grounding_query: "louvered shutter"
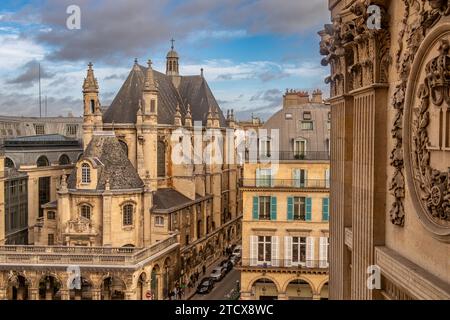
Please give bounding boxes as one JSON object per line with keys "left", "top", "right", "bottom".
{"left": 271, "top": 236, "right": 279, "bottom": 267}
{"left": 322, "top": 197, "right": 329, "bottom": 221}
{"left": 319, "top": 237, "right": 329, "bottom": 268}
{"left": 306, "top": 237, "right": 314, "bottom": 268}
{"left": 287, "top": 197, "right": 294, "bottom": 220}
{"left": 284, "top": 236, "right": 292, "bottom": 267}
{"left": 305, "top": 197, "right": 312, "bottom": 221}
{"left": 270, "top": 197, "right": 277, "bottom": 220}
{"left": 252, "top": 196, "right": 259, "bottom": 220}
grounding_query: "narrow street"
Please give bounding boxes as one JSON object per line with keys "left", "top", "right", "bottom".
{"left": 191, "top": 268, "right": 240, "bottom": 300}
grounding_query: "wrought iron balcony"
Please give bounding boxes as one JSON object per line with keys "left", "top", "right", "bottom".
{"left": 239, "top": 259, "right": 329, "bottom": 269}
{"left": 240, "top": 179, "right": 330, "bottom": 189}
{"left": 245, "top": 151, "right": 330, "bottom": 162}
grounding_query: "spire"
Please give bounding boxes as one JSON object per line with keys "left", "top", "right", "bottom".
{"left": 83, "top": 62, "right": 99, "bottom": 93}
{"left": 174, "top": 103, "right": 182, "bottom": 126}
{"left": 166, "top": 39, "right": 180, "bottom": 76}
{"left": 144, "top": 59, "right": 157, "bottom": 92}
{"left": 171, "top": 38, "right": 175, "bottom": 50}
{"left": 185, "top": 104, "right": 192, "bottom": 127}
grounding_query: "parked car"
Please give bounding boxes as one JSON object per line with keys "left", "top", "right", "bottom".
{"left": 229, "top": 254, "right": 239, "bottom": 265}
{"left": 209, "top": 267, "right": 226, "bottom": 281}
{"left": 196, "top": 278, "right": 214, "bottom": 294}
{"left": 232, "top": 246, "right": 242, "bottom": 258}
{"left": 221, "top": 260, "right": 233, "bottom": 273}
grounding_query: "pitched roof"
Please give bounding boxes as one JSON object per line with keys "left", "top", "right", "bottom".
{"left": 67, "top": 133, "right": 143, "bottom": 191}
{"left": 102, "top": 65, "right": 226, "bottom": 126}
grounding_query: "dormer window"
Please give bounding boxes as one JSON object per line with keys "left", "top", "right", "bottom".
{"left": 81, "top": 163, "right": 91, "bottom": 183}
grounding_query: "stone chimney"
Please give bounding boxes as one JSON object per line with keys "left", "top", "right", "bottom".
{"left": 311, "top": 89, "right": 323, "bottom": 103}
{"left": 283, "top": 89, "right": 310, "bottom": 107}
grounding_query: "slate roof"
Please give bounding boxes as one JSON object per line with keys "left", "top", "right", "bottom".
{"left": 67, "top": 133, "right": 144, "bottom": 191}
{"left": 102, "top": 65, "right": 226, "bottom": 126}
{"left": 152, "top": 188, "right": 211, "bottom": 213}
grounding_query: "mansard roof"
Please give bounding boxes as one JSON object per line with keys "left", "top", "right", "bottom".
{"left": 67, "top": 133, "right": 143, "bottom": 191}
{"left": 102, "top": 64, "right": 226, "bottom": 126}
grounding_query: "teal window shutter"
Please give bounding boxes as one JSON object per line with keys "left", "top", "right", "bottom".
{"left": 253, "top": 197, "right": 259, "bottom": 220}
{"left": 322, "top": 198, "right": 329, "bottom": 221}
{"left": 306, "top": 197, "right": 312, "bottom": 221}
{"left": 270, "top": 197, "right": 277, "bottom": 220}
{"left": 287, "top": 197, "right": 294, "bottom": 220}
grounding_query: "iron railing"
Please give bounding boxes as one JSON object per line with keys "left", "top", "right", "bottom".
{"left": 245, "top": 151, "right": 330, "bottom": 162}
{"left": 240, "top": 179, "right": 330, "bottom": 189}
{"left": 239, "top": 259, "right": 329, "bottom": 269}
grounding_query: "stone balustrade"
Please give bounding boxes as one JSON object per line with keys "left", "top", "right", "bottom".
{"left": 0, "top": 234, "right": 178, "bottom": 267}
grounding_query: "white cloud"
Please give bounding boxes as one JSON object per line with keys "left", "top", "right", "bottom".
{"left": 0, "top": 34, "right": 46, "bottom": 70}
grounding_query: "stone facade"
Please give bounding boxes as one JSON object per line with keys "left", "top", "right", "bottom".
{"left": 321, "top": 0, "right": 450, "bottom": 300}
{"left": 0, "top": 44, "right": 242, "bottom": 300}
{"left": 239, "top": 92, "right": 330, "bottom": 300}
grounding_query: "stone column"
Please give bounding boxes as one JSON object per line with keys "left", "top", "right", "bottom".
{"left": 125, "top": 290, "right": 136, "bottom": 300}
{"left": 0, "top": 288, "right": 7, "bottom": 300}
{"left": 277, "top": 292, "right": 288, "bottom": 300}
{"left": 91, "top": 288, "right": 101, "bottom": 300}
{"left": 60, "top": 289, "right": 70, "bottom": 300}
{"left": 329, "top": 95, "right": 353, "bottom": 300}
{"left": 350, "top": 86, "right": 387, "bottom": 300}
{"left": 29, "top": 288, "right": 39, "bottom": 300}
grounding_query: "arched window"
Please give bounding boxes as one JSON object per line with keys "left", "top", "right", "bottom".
{"left": 80, "top": 204, "right": 92, "bottom": 220}
{"left": 119, "top": 140, "right": 128, "bottom": 157}
{"left": 157, "top": 141, "right": 166, "bottom": 177}
{"left": 59, "top": 154, "right": 71, "bottom": 165}
{"left": 5, "top": 157, "right": 15, "bottom": 169}
{"left": 123, "top": 204, "right": 133, "bottom": 226}
{"left": 90, "top": 100, "right": 95, "bottom": 113}
{"left": 81, "top": 163, "right": 91, "bottom": 183}
{"left": 36, "top": 156, "right": 49, "bottom": 167}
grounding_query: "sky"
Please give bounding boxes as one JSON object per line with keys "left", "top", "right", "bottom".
{"left": 0, "top": 0, "right": 330, "bottom": 121}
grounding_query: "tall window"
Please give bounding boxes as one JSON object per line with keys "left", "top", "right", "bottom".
{"left": 292, "top": 237, "right": 307, "bottom": 265}
{"left": 90, "top": 100, "right": 95, "bottom": 113}
{"left": 257, "top": 236, "right": 272, "bottom": 263}
{"left": 293, "top": 197, "right": 306, "bottom": 221}
{"left": 48, "top": 234, "right": 54, "bottom": 246}
{"left": 150, "top": 100, "right": 156, "bottom": 113}
{"left": 258, "top": 197, "right": 271, "bottom": 220}
{"left": 157, "top": 141, "right": 166, "bottom": 177}
{"left": 38, "top": 177, "right": 50, "bottom": 218}
{"left": 36, "top": 156, "right": 49, "bottom": 167}
{"left": 294, "top": 139, "right": 307, "bottom": 157}
{"left": 81, "top": 205, "right": 91, "bottom": 220}
{"left": 81, "top": 163, "right": 91, "bottom": 183}
{"left": 123, "top": 204, "right": 133, "bottom": 226}
{"left": 293, "top": 169, "right": 307, "bottom": 187}
{"left": 256, "top": 168, "right": 272, "bottom": 187}
{"left": 259, "top": 139, "right": 271, "bottom": 157}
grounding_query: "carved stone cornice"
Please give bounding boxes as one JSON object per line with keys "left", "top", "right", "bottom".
{"left": 320, "top": 1, "right": 391, "bottom": 98}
